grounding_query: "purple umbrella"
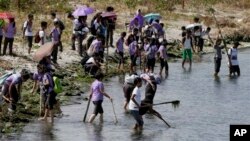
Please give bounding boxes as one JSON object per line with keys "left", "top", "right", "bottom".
{"left": 72, "top": 5, "right": 94, "bottom": 17}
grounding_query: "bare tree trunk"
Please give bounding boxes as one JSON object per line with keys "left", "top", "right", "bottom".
{"left": 17, "top": 0, "right": 21, "bottom": 13}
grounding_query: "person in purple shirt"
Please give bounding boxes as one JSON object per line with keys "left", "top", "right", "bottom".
{"left": 129, "top": 41, "right": 138, "bottom": 73}
{"left": 116, "top": 32, "right": 126, "bottom": 71}
{"left": 157, "top": 39, "right": 168, "bottom": 76}
{"left": 145, "top": 38, "right": 158, "bottom": 73}
{"left": 3, "top": 18, "right": 16, "bottom": 56}
{"left": 88, "top": 72, "right": 112, "bottom": 123}
{"left": 1, "top": 69, "right": 30, "bottom": 112}
{"left": 30, "top": 64, "right": 45, "bottom": 95}
{"left": 50, "top": 21, "right": 60, "bottom": 64}
{"left": 38, "top": 65, "right": 57, "bottom": 123}
{"left": 129, "top": 18, "right": 140, "bottom": 33}
{"left": 134, "top": 9, "right": 144, "bottom": 31}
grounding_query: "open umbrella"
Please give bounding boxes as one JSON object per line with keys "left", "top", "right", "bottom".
{"left": 33, "top": 42, "right": 54, "bottom": 62}
{"left": 72, "top": 5, "right": 94, "bottom": 17}
{"left": 144, "top": 13, "right": 161, "bottom": 22}
{"left": 101, "top": 11, "right": 117, "bottom": 18}
{"left": 186, "top": 23, "right": 202, "bottom": 29}
{"left": 0, "top": 12, "right": 14, "bottom": 19}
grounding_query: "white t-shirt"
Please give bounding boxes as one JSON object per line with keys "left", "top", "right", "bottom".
{"left": 184, "top": 38, "right": 192, "bottom": 49}
{"left": 73, "top": 19, "right": 79, "bottom": 34}
{"left": 39, "top": 30, "right": 47, "bottom": 46}
{"left": 129, "top": 87, "right": 141, "bottom": 111}
{"left": 228, "top": 48, "right": 239, "bottom": 66}
{"left": 23, "top": 21, "right": 33, "bottom": 36}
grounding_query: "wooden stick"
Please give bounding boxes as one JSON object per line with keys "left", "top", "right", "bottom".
{"left": 209, "top": 8, "right": 230, "bottom": 61}
{"left": 111, "top": 101, "right": 118, "bottom": 124}
{"left": 153, "top": 100, "right": 180, "bottom": 106}
{"left": 151, "top": 110, "right": 171, "bottom": 128}
{"left": 83, "top": 96, "right": 91, "bottom": 122}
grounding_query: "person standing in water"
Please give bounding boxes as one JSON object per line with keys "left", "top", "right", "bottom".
{"left": 129, "top": 77, "right": 143, "bottom": 131}
{"left": 182, "top": 30, "right": 194, "bottom": 68}
{"left": 228, "top": 42, "right": 241, "bottom": 77}
{"left": 213, "top": 38, "right": 224, "bottom": 77}
{"left": 88, "top": 72, "right": 113, "bottom": 123}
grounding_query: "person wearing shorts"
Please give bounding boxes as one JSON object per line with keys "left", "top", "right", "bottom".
{"left": 129, "top": 77, "right": 143, "bottom": 131}
{"left": 88, "top": 72, "right": 112, "bottom": 123}
{"left": 182, "top": 30, "right": 194, "bottom": 68}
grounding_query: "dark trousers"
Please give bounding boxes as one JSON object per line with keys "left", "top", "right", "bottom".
{"left": 71, "top": 34, "right": 76, "bottom": 50}
{"left": 26, "top": 36, "right": 33, "bottom": 48}
{"left": 58, "top": 33, "right": 63, "bottom": 52}
{"left": 77, "top": 35, "right": 84, "bottom": 56}
{"left": 106, "top": 29, "right": 113, "bottom": 46}
{"left": 160, "top": 58, "right": 169, "bottom": 71}
{"left": 3, "top": 37, "right": 14, "bottom": 55}
{"left": 0, "top": 35, "right": 2, "bottom": 54}
{"left": 51, "top": 43, "right": 59, "bottom": 63}
{"left": 214, "top": 57, "right": 221, "bottom": 73}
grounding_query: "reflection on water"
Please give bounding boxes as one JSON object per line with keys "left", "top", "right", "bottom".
{"left": 3, "top": 49, "right": 250, "bottom": 141}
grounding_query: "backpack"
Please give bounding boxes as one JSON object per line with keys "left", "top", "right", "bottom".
{"left": 34, "top": 30, "right": 41, "bottom": 43}
{"left": 58, "top": 20, "right": 65, "bottom": 31}
{"left": 80, "top": 55, "right": 90, "bottom": 67}
{"left": 53, "top": 76, "right": 62, "bottom": 94}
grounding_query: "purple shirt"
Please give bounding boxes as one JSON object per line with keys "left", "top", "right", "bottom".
{"left": 91, "top": 39, "right": 102, "bottom": 53}
{"left": 43, "top": 73, "right": 54, "bottom": 93}
{"left": 91, "top": 80, "right": 104, "bottom": 101}
{"left": 116, "top": 37, "right": 124, "bottom": 53}
{"left": 33, "top": 72, "right": 43, "bottom": 82}
{"left": 152, "top": 22, "right": 162, "bottom": 33}
{"left": 51, "top": 28, "right": 60, "bottom": 42}
{"left": 5, "top": 22, "right": 16, "bottom": 38}
{"left": 158, "top": 45, "right": 167, "bottom": 59}
{"left": 135, "top": 14, "right": 144, "bottom": 28}
{"left": 129, "top": 41, "right": 137, "bottom": 56}
{"left": 147, "top": 45, "right": 158, "bottom": 59}
{"left": 5, "top": 73, "right": 22, "bottom": 85}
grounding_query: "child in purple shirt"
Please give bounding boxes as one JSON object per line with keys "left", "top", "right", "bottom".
{"left": 158, "top": 39, "right": 168, "bottom": 76}
{"left": 116, "top": 32, "right": 126, "bottom": 71}
{"left": 1, "top": 69, "right": 30, "bottom": 111}
{"left": 129, "top": 41, "right": 138, "bottom": 73}
{"left": 88, "top": 72, "right": 112, "bottom": 123}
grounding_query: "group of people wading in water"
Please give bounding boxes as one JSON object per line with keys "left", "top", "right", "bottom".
{"left": 0, "top": 5, "right": 241, "bottom": 131}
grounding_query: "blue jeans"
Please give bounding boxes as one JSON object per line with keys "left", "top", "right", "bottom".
{"left": 130, "top": 110, "right": 144, "bottom": 126}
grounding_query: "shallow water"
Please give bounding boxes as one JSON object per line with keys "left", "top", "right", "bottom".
{"left": 3, "top": 49, "right": 250, "bottom": 141}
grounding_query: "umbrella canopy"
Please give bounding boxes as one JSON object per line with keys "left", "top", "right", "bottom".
{"left": 33, "top": 42, "right": 54, "bottom": 62}
{"left": 72, "top": 5, "right": 94, "bottom": 17}
{"left": 186, "top": 23, "right": 202, "bottom": 29}
{"left": 144, "top": 13, "right": 161, "bottom": 22}
{"left": 0, "top": 12, "right": 14, "bottom": 19}
{"left": 101, "top": 11, "right": 117, "bottom": 18}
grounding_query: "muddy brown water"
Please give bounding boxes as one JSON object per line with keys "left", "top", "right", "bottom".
{"left": 2, "top": 49, "right": 250, "bottom": 141}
